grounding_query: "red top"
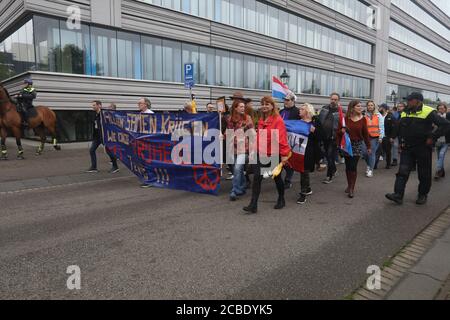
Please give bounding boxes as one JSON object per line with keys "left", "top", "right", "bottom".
{"left": 337, "top": 116, "right": 370, "bottom": 148}
{"left": 257, "top": 115, "right": 291, "bottom": 157}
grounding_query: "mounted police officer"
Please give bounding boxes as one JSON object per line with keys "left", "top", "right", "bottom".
{"left": 16, "top": 78, "right": 37, "bottom": 127}
{"left": 386, "top": 92, "right": 450, "bottom": 205}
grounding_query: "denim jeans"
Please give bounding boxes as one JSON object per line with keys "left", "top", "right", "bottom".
{"left": 90, "top": 139, "right": 117, "bottom": 169}
{"left": 436, "top": 143, "right": 449, "bottom": 171}
{"left": 364, "top": 138, "right": 380, "bottom": 170}
{"left": 231, "top": 154, "right": 246, "bottom": 196}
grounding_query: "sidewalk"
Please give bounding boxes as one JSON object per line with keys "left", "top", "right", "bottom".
{"left": 353, "top": 207, "right": 450, "bottom": 300}
{"left": 387, "top": 214, "right": 450, "bottom": 300}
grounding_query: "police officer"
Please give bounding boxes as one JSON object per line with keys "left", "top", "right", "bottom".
{"left": 386, "top": 93, "right": 450, "bottom": 205}
{"left": 16, "top": 78, "right": 37, "bottom": 127}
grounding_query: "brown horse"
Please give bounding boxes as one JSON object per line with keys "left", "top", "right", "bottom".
{"left": 0, "top": 83, "right": 61, "bottom": 160}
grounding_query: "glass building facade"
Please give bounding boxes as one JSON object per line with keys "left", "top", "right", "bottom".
{"left": 313, "top": 0, "right": 375, "bottom": 27}
{"left": 139, "top": 0, "right": 373, "bottom": 64}
{"left": 389, "top": 20, "right": 450, "bottom": 65}
{"left": 0, "top": 15, "right": 372, "bottom": 99}
{"left": 391, "top": 0, "right": 450, "bottom": 39}
{"left": 388, "top": 52, "right": 450, "bottom": 86}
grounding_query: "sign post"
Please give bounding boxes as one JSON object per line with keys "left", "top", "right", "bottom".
{"left": 184, "top": 63, "right": 195, "bottom": 102}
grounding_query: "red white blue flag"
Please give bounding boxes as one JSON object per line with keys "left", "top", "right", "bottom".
{"left": 338, "top": 105, "right": 353, "bottom": 157}
{"left": 284, "top": 120, "right": 311, "bottom": 173}
{"left": 272, "top": 76, "right": 291, "bottom": 101}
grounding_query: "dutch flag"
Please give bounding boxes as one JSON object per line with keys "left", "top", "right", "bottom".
{"left": 272, "top": 76, "right": 291, "bottom": 101}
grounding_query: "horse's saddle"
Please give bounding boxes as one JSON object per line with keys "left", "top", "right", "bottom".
{"left": 16, "top": 102, "right": 37, "bottom": 119}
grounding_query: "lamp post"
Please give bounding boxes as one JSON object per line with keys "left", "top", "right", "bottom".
{"left": 280, "top": 69, "right": 290, "bottom": 88}
{"left": 391, "top": 90, "right": 398, "bottom": 108}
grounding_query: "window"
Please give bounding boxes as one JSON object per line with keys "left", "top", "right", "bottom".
{"left": 229, "top": 52, "right": 243, "bottom": 88}
{"left": 268, "top": 7, "right": 279, "bottom": 38}
{"left": 117, "top": 31, "right": 141, "bottom": 79}
{"left": 278, "top": 10, "right": 288, "bottom": 41}
{"left": 229, "top": 0, "right": 243, "bottom": 28}
{"left": 162, "top": 40, "right": 182, "bottom": 82}
{"left": 91, "top": 27, "right": 117, "bottom": 77}
{"left": 244, "top": 0, "right": 257, "bottom": 32}
{"left": 142, "top": 36, "right": 163, "bottom": 80}
{"left": 199, "top": 0, "right": 214, "bottom": 20}
{"left": 220, "top": 0, "right": 230, "bottom": 24}
{"left": 256, "top": 57, "right": 268, "bottom": 90}
{"left": 199, "top": 47, "right": 215, "bottom": 85}
{"left": 297, "top": 66, "right": 305, "bottom": 94}
{"left": 256, "top": 2, "right": 267, "bottom": 35}
{"left": 215, "top": 49, "right": 230, "bottom": 86}
{"left": 306, "top": 20, "right": 315, "bottom": 48}
{"left": 60, "top": 20, "right": 91, "bottom": 75}
{"left": 298, "top": 18, "right": 307, "bottom": 46}
{"left": 288, "top": 14, "right": 298, "bottom": 44}
{"left": 243, "top": 55, "right": 256, "bottom": 89}
{"left": 34, "top": 16, "right": 61, "bottom": 72}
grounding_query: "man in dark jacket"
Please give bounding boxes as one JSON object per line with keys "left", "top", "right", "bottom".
{"left": 86, "top": 100, "right": 119, "bottom": 174}
{"left": 381, "top": 104, "right": 397, "bottom": 169}
{"left": 280, "top": 92, "right": 300, "bottom": 188}
{"left": 386, "top": 93, "right": 450, "bottom": 205}
{"left": 318, "top": 92, "right": 340, "bottom": 184}
{"left": 16, "top": 78, "right": 36, "bottom": 126}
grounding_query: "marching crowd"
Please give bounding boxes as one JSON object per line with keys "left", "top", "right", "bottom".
{"left": 85, "top": 90, "right": 450, "bottom": 214}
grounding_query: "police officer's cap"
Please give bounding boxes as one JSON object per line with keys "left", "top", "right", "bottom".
{"left": 406, "top": 92, "right": 423, "bottom": 102}
{"left": 24, "top": 78, "right": 33, "bottom": 85}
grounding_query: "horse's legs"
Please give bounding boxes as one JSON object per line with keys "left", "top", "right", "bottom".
{"left": 0, "top": 127, "right": 8, "bottom": 160}
{"left": 48, "top": 123, "right": 61, "bottom": 151}
{"left": 11, "top": 126, "right": 24, "bottom": 159}
{"left": 35, "top": 126, "right": 45, "bottom": 155}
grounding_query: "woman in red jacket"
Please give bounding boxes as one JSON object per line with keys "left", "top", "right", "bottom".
{"left": 336, "top": 100, "right": 371, "bottom": 198}
{"left": 243, "top": 96, "right": 291, "bottom": 214}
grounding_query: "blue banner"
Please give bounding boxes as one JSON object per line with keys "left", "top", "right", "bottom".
{"left": 101, "top": 111, "right": 221, "bottom": 195}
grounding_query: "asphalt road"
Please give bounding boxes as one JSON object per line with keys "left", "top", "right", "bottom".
{"left": 0, "top": 142, "right": 449, "bottom": 300}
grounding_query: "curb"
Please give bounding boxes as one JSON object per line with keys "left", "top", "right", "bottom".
{"left": 350, "top": 207, "right": 450, "bottom": 300}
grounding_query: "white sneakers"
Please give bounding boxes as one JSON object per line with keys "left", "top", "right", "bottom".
{"left": 366, "top": 167, "right": 374, "bottom": 178}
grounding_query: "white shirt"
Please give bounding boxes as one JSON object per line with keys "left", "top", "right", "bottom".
{"left": 142, "top": 109, "right": 154, "bottom": 114}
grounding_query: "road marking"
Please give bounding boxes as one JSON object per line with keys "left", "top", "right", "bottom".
{"left": 0, "top": 176, "right": 135, "bottom": 195}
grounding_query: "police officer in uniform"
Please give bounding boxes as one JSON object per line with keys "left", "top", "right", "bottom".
{"left": 386, "top": 93, "right": 450, "bottom": 205}
{"left": 16, "top": 78, "right": 37, "bottom": 127}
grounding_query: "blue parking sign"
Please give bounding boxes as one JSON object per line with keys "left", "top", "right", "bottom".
{"left": 184, "top": 63, "right": 194, "bottom": 88}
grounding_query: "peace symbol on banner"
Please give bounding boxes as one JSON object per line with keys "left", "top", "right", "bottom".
{"left": 193, "top": 164, "right": 220, "bottom": 192}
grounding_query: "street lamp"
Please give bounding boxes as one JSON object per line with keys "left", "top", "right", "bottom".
{"left": 280, "top": 69, "right": 290, "bottom": 87}
{"left": 391, "top": 90, "right": 398, "bottom": 108}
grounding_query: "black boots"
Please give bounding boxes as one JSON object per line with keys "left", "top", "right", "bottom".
{"left": 416, "top": 194, "right": 428, "bottom": 205}
{"left": 243, "top": 201, "right": 257, "bottom": 214}
{"left": 385, "top": 193, "right": 403, "bottom": 205}
{"left": 274, "top": 197, "right": 286, "bottom": 210}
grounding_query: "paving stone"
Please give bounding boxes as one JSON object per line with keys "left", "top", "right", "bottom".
{"left": 383, "top": 267, "right": 404, "bottom": 278}
{"left": 387, "top": 274, "right": 441, "bottom": 300}
{"left": 410, "top": 240, "right": 450, "bottom": 282}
